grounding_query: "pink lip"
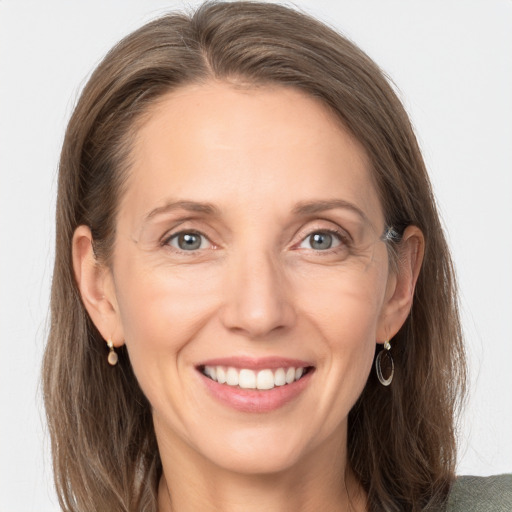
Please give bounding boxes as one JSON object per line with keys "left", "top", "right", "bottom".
{"left": 197, "top": 358, "right": 315, "bottom": 413}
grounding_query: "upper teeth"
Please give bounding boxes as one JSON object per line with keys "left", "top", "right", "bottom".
{"left": 203, "top": 365, "right": 306, "bottom": 390}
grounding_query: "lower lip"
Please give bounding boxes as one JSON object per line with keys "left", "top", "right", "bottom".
{"left": 200, "top": 370, "right": 314, "bottom": 413}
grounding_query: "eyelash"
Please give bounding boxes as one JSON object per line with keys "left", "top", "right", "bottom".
{"left": 161, "top": 230, "right": 213, "bottom": 255}
{"left": 294, "top": 227, "right": 351, "bottom": 254}
{"left": 161, "top": 226, "right": 351, "bottom": 255}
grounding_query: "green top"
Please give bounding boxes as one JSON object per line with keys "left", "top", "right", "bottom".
{"left": 446, "top": 474, "right": 512, "bottom": 511}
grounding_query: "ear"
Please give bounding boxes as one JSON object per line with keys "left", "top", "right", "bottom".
{"left": 72, "top": 225, "right": 124, "bottom": 347}
{"left": 376, "top": 225, "right": 424, "bottom": 342}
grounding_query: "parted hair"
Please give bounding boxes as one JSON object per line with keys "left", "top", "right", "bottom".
{"left": 42, "top": 2, "right": 466, "bottom": 511}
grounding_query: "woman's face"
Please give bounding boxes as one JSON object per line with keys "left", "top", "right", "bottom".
{"left": 108, "top": 82, "right": 398, "bottom": 474}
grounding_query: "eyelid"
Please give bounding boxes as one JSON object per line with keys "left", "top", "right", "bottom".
{"left": 293, "top": 221, "right": 352, "bottom": 248}
{"left": 161, "top": 229, "right": 215, "bottom": 252}
{"left": 156, "top": 216, "right": 218, "bottom": 244}
{"left": 298, "top": 230, "right": 343, "bottom": 250}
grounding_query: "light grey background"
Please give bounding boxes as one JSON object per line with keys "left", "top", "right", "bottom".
{"left": 1, "top": 1, "right": 511, "bottom": 510}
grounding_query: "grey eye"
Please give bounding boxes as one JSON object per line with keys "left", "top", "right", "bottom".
{"left": 169, "top": 232, "right": 206, "bottom": 251}
{"left": 310, "top": 232, "right": 332, "bottom": 250}
{"left": 300, "top": 231, "right": 341, "bottom": 251}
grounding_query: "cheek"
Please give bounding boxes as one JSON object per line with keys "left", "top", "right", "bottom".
{"left": 294, "top": 261, "right": 388, "bottom": 341}
{"left": 293, "top": 263, "right": 387, "bottom": 398}
{"left": 112, "top": 258, "right": 220, "bottom": 389}
{"left": 307, "top": 280, "right": 382, "bottom": 384}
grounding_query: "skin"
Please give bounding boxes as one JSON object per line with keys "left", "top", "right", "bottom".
{"left": 73, "top": 82, "right": 424, "bottom": 512}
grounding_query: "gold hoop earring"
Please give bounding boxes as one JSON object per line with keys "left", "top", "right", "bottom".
{"left": 107, "top": 339, "right": 118, "bottom": 366}
{"left": 375, "top": 340, "right": 394, "bottom": 386}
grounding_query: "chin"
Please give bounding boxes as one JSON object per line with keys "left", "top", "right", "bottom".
{"left": 207, "top": 443, "right": 306, "bottom": 476}
{"left": 188, "top": 421, "right": 331, "bottom": 477}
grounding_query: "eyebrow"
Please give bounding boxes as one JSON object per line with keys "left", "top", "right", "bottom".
{"left": 292, "top": 199, "right": 371, "bottom": 226}
{"left": 143, "top": 198, "right": 371, "bottom": 226}
{"left": 144, "top": 200, "right": 220, "bottom": 221}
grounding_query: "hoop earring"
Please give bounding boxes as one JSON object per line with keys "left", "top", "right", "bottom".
{"left": 375, "top": 340, "right": 394, "bottom": 386}
{"left": 107, "top": 339, "right": 118, "bottom": 366}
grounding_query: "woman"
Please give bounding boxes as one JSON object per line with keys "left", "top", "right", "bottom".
{"left": 42, "top": 2, "right": 510, "bottom": 511}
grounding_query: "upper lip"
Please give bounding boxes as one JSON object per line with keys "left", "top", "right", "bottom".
{"left": 196, "top": 356, "right": 314, "bottom": 371}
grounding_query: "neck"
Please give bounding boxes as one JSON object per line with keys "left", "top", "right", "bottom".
{"left": 156, "top": 429, "right": 366, "bottom": 512}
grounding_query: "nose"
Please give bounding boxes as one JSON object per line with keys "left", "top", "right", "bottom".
{"left": 219, "top": 249, "right": 296, "bottom": 339}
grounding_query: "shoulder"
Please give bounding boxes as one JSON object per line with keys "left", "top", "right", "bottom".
{"left": 446, "top": 474, "right": 512, "bottom": 511}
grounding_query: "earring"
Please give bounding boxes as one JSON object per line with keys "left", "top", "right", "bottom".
{"left": 107, "top": 339, "right": 118, "bottom": 366}
{"left": 375, "top": 340, "right": 394, "bottom": 386}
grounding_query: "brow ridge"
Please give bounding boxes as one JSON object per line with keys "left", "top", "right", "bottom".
{"left": 145, "top": 200, "right": 220, "bottom": 221}
{"left": 292, "top": 199, "right": 370, "bottom": 225}
{"left": 144, "top": 198, "right": 370, "bottom": 226}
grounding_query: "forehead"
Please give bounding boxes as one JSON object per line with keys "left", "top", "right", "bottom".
{"left": 120, "top": 81, "right": 384, "bottom": 230}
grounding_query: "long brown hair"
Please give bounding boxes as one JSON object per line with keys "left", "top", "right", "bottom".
{"left": 42, "top": 2, "right": 466, "bottom": 511}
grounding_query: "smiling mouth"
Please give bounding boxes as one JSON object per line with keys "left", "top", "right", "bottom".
{"left": 199, "top": 365, "right": 314, "bottom": 390}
